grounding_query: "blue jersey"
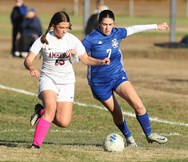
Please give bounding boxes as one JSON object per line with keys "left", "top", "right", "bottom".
{"left": 82, "top": 27, "right": 127, "bottom": 84}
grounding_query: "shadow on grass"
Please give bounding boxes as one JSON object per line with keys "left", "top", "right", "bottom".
{"left": 167, "top": 79, "right": 188, "bottom": 83}
{"left": 0, "top": 140, "right": 31, "bottom": 148}
{"left": 0, "top": 140, "right": 102, "bottom": 148}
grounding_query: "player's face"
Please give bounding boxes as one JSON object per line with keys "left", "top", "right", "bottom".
{"left": 54, "top": 22, "right": 70, "bottom": 39}
{"left": 99, "top": 18, "right": 114, "bottom": 36}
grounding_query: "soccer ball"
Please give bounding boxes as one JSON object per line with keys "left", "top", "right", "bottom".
{"left": 103, "top": 133, "right": 125, "bottom": 152}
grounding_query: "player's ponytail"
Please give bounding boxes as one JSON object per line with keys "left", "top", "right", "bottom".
{"left": 40, "top": 25, "right": 51, "bottom": 44}
{"left": 40, "top": 11, "right": 72, "bottom": 44}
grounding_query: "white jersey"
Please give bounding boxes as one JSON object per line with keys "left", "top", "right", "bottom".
{"left": 30, "top": 31, "right": 86, "bottom": 84}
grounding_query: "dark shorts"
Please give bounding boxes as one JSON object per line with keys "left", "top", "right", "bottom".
{"left": 89, "top": 71, "right": 128, "bottom": 101}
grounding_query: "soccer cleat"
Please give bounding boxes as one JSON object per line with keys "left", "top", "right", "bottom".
{"left": 146, "top": 133, "right": 168, "bottom": 144}
{"left": 30, "top": 144, "right": 40, "bottom": 149}
{"left": 30, "top": 103, "right": 44, "bottom": 126}
{"left": 126, "top": 136, "right": 138, "bottom": 148}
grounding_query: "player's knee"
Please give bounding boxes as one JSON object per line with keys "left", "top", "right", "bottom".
{"left": 134, "top": 103, "right": 146, "bottom": 115}
{"left": 56, "top": 118, "right": 71, "bottom": 128}
{"left": 42, "top": 111, "right": 55, "bottom": 122}
{"left": 59, "top": 121, "right": 70, "bottom": 128}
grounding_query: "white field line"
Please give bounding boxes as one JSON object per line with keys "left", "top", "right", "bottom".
{"left": 0, "top": 128, "right": 183, "bottom": 137}
{"left": 0, "top": 84, "right": 188, "bottom": 127}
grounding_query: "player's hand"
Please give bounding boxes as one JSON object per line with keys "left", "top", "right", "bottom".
{"left": 102, "top": 57, "right": 110, "bottom": 65}
{"left": 30, "top": 67, "right": 40, "bottom": 78}
{"left": 66, "top": 49, "right": 77, "bottom": 57}
{"left": 157, "top": 22, "right": 169, "bottom": 31}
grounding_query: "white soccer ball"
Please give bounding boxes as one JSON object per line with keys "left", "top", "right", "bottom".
{"left": 103, "top": 133, "right": 125, "bottom": 152}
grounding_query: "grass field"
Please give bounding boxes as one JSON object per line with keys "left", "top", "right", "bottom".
{"left": 1, "top": 0, "right": 188, "bottom": 161}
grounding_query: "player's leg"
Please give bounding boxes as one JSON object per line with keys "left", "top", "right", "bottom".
{"left": 53, "top": 102, "right": 73, "bottom": 127}
{"left": 31, "top": 90, "right": 57, "bottom": 149}
{"left": 100, "top": 94, "right": 137, "bottom": 147}
{"left": 53, "top": 83, "right": 74, "bottom": 127}
{"left": 115, "top": 81, "right": 167, "bottom": 144}
{"left": 30, "top": 76, "right": 57, "bottom": 126}
{"left": 30, "top": 102, "right": 73, "bottom": 128}
{"left": 90, "top": 82, "right": 137, "bottom": 147}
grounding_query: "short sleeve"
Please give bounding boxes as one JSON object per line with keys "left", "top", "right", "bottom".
{"left": 29, "top": 36, "right": 43, "bottom": 55}
{"left": 82, "top": 37, "right": 92, "bottom": 53}
{"left": 118, "top": 28, "right": 127, "bottom": 39}
{"left": 74, "top": 38, "right": 86, "bottom": 56}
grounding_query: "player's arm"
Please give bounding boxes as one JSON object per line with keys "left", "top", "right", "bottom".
{"left": 24, "top": 51, "right": 40, "bottom": 78}
{"left": 80, "top": 38, "right": 110, "bottom": 65}
{"left": 126, "top": 22, "right": 169, "bottom": 36}
{"left": 79, "top": 52, "right": 110, "bottom": 65}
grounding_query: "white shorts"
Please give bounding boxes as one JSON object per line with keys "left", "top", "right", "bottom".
{"left": 38, "top": 76, "right": 75, "bottom": 102}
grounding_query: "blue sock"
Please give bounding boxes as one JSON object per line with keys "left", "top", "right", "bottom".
{"left": 116, "top": 120, "right": 131, "bottom": 138}
{"left": 136, "top": 112, "right": 152, "bottom": 137}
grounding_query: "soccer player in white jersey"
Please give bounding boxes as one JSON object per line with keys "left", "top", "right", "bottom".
{"left": 82, "top": 10, "right": 169, "bottom": 147}
{"left": 24, "top": 11, "right": 110, "bottom": 149}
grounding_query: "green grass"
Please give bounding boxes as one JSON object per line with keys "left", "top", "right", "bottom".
{"left": 0, "top": 87, "right": 188, "bottom": 161}
{"left": 0, "top": 1, "right": 188, "bottom": 161}
{"left": 0, "top": 55, "right": 188, "bottom": 161}
{"left": 0, "top": 82, "right": 188, "bottom": 161}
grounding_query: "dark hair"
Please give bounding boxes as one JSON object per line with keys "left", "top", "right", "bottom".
{"left": 41, "top": 11, "right": 72, "bottom": 44}
{"left": 98, "top": 10, "right": 115, "bottom": 23}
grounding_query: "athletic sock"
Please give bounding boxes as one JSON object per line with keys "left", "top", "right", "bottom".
{"left": 116, "top": 120, "right": 132, "bottom": 138}
{"left": 136, "top": 112, "right": 152, "bottom": 137}
{"left": 33, "top": 118, "right": 51, "bottom": 146}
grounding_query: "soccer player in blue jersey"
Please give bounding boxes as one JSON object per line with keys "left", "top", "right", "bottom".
{"left": 82, "top": 10, "right": 169, "bottom": 147}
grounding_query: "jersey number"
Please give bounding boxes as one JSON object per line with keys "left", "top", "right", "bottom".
{"left": 106, "top": 49, "right": 112, "bottom": 58}
{"left": 55, "top": 58, "right": 65, "bottom": 66}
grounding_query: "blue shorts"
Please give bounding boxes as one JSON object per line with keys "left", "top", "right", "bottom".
{"left": 89, "top": 71, "right": 128, "bottom": 101}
